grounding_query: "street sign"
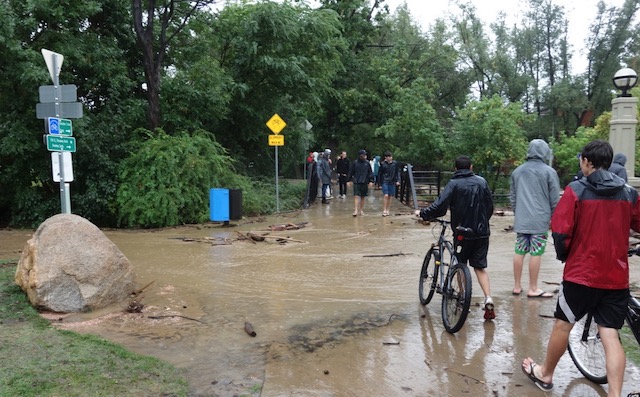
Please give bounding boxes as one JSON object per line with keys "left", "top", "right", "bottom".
{"left": 36, "top": 102, "right": 83, "bottom": 119}
{"left": 42, "top": 49, "right": 63, "bottom": 83}
{"left": 39, "top": 85, "right": 77, "bottom": 103}
{"left": 46, "top": 135, "right": 76, "bottom": 152}
{"left": 266, "top": 113, "right": 286, "bottom": 134}
{"left": 268, "top": 134, "right": 285, "bottom": 146}
{"left": 51, "top": 152, "right": 74, "bottom": 182}
{"left": 47, "top": 117, "right": 72, "bottom": 136}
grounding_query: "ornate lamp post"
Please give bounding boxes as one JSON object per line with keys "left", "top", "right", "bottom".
{"left": 609, "top": 67, "right": 638, "bottom": 183}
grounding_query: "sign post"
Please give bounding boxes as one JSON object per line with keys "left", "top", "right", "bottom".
{"left": 266, "top": 114, "right": 287, "bottom": 212}
{"left": 38, "top": 49, "right": 83, "bottom": 214}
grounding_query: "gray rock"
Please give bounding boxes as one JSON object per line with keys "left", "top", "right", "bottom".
{"left": 14, "top": 214, "right": 136, "bottom": 312}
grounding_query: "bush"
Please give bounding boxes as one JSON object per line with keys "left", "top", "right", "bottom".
{"left": 116, "top": 129, "right": 306, "bottom": 228}
{"left": 116, "top": 129, "right": 246, "bottom": 227}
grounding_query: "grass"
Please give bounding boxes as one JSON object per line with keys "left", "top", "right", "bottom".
{"left": 0, "top": 260, "right": 190, "bottom": 397}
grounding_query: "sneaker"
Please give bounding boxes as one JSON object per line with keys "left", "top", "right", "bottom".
{"left": 483, "top": 297, "right": 495, "bottom": 320}
{"left": 359, "top": 211, "right": 365, "bottom": 216}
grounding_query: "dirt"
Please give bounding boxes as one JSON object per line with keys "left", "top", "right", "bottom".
{"left": 2, "top": 191, "right": 640, "bottom": 396}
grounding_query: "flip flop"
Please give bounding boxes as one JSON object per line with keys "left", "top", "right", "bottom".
{"left": 527, "top": 291, "right": 553, "bottom": 298}
{"left": 522, "top": 361, "right": 553, "bottom": 391}
{"left": 512, "top": 290, "right": 522, "bottom": 296}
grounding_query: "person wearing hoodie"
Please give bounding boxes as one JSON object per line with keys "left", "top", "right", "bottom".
{"left": 608, "top": 152, "right": 628, "bottom": 182}
{"left": 509, "top": 139, "right": 561, "bottom": 298}
{"left": 348, "top": 149, "right": 374, "bottom": 216}
{"left": 522, "top": 140, "right": 640, "bottom": 393}
{"left": 318, "top": 149, "right": 332, "bottom": 204}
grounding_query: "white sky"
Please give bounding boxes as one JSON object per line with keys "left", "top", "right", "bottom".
{"left": 384, "top": 0, "right": 627, "bottom": 74}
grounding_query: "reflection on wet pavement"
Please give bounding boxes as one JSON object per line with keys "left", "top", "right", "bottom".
{"left": 2, "top": 189, "right": 640, "bottom": 396}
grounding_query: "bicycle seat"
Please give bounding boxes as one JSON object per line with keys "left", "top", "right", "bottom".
{"left": 455, "top": 226, "right": 474, "bottom": 237}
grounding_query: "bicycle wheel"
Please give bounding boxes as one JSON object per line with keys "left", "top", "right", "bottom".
{"left": 418, "top": 248, "right": 438, "bottom": 305}
{"left": 568, "top": 314, "right": 608, "bottom": 384}
{"left": 441, "top": 259, "right": 472, "bottom": 334}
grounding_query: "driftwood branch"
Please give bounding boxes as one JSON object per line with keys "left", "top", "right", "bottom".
{"left": 147, "top": 315, "right": 205, "bottom": 324}
{"left": 444, "top": 367, "right": 485, "bottom": 384}
{"left": 363, "top": 252, "right": 407, "bottom": 258}
{"left": 247, "top": 232, "right": 306, "bottom": 243}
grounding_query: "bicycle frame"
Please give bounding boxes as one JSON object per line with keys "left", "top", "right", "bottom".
{"left": 418, "top": 218, "right": 473, "bottom": 333}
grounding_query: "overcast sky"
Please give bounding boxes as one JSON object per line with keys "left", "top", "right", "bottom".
{"left": 383, "top": 0, "right": 627, "bottom": 73}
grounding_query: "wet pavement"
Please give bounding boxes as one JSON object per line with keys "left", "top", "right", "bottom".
{"left": 2, "top": 189, "right": 640, "bottom": 396}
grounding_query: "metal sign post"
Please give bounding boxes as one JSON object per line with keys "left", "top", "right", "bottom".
{"left": 38, "top": 49, "right": 83, "bottom": 214}
{"left": 266, "top": 114, "right": 287, "bottom": 212}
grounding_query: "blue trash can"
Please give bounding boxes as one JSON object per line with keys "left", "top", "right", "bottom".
{"left": 209, "top": 188, "right": 229, "bottom": 222}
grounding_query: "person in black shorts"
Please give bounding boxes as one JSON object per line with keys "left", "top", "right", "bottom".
{"left": 347, "top": 149, "right": 373, "bottom": 216}
{"left": 415, "top": 155, "right": 495, "bottom": 320}
{"left": 521, "top": 140, "right": 640, "bottom": 393}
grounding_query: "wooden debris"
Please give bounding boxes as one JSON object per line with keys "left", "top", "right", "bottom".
{"left": 444, "top": 367, "right": 486, "bottom": 384}
{"left": 148, "top": 315, "right": 206, "bottom": 324}
{"left": 246, "top": 232, "right": 306, "bottom": 243}
{"left": 363, "top": 252, "right": 407, "bottom": 258}
{"left": 173, "top": 236, "right": 232, "bottom": 245}
{"left": 267, "top": 222, "right": 308, "bottom": 231}
{"left": 235, "top": 231, "right": 257, "bottom": 244}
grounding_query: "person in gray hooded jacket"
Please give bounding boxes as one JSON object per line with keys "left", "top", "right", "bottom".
{"left": 509, "top": 139, "right": 561, "bottom": 298}
{"left": 608, "top": 152, "right": 628, "bottom": 182}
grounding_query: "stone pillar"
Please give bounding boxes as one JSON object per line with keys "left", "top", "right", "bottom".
{"left": 609, "top": 96, "right": 638, "bottom": 185}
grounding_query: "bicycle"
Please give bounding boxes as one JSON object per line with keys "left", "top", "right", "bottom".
{"left": 418, "top": 218, "right": 473, "bottom": 334}
{"left": 567, "top": 247, "right": 640, "bottom": 386}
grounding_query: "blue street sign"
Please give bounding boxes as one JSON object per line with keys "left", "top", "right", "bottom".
{"left": 47, "top": 117, "right": 72, "bottom": 136}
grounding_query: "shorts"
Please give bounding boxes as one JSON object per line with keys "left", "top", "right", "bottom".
{"left": 456, "top": 237, "right": 489, "bottom": 269}
{"left": 514, "top": 233, "right": 547, "bottom": 256}
{"left": 382, "top": 183, "right": 396, "bottom": 196}
{"left": 353, "top": 183, "right": 369, "bottom": 197}
{"left": 555, "top": 281, "right": 629, "bottom": 329}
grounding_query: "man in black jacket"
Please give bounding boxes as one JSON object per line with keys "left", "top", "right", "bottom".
{"left": 348, "top": 149, "right": 374, "bottom": 216}
{"left": 336, "top": 150, "right": 351, "bottom": 199}
{"left": 415, "top": 155, "right": 495, "bottom": 320}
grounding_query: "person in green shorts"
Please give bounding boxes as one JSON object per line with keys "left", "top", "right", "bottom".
{"left": 509, "top": 139, "right": 560, "bottom": 298}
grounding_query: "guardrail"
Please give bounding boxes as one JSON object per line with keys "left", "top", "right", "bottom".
{"left": 398, "top": 164, "right": 511, "bottom": 209}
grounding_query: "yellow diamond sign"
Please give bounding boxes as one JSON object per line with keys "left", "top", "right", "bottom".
{"left": 266, "top": 113, "right": 286, "bottom": 134}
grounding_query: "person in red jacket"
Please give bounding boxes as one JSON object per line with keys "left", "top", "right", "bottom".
{"left": 521, "top": 140, "right": 640, "bottom": 394}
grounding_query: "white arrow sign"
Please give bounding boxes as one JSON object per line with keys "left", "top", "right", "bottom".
{"left": 41, "top": 49, "right": 64, "bottom": 84}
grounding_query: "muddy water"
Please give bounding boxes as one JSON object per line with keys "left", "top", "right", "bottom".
{"left": 2, "top": 191, "right": 640, "bottom": 396}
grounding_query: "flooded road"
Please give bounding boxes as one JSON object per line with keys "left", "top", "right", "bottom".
{"left": 2, "top": 190, "right": 640, "bottom": 396}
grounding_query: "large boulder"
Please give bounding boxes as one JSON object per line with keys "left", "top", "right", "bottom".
{"left": 15, "top": 214, "right": 136, "bottom": 312}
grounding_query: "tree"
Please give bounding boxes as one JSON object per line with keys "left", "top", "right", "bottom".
{"left": 132, "top": 0, "right": 216, "bottom": 130}
{"left": 582, "top": 0, "right": 640, "bottom": 127}
{"left": 451, "top": 95, "right": 530, "bottom": 181}
{"left": 0, "top": 0, "right": 142, "bottom": 227}
{"left": 207, "top": 1, "right": 345, "bottom": 175}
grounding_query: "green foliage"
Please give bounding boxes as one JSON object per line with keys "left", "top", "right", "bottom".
{"left": 375, "top": 79, "right": 446, "bottom": 167}
{"left": 116, "top": 129, "right": 243, "bottom": 228}
{"left": 550, "top": 127, "right": 602, "bottom": 185}
{"left": 452, "top": 95, "right": 530, "bottom": 173}
{"left": 207, "top": 1, "right": 345, "bottom": 175}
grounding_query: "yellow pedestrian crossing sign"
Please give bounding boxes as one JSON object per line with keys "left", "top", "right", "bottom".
{"left": 266, "top": 113, "right": 286, "bottom": 134}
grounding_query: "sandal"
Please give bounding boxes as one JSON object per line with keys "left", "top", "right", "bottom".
{"left": 522, "top": 360, "right": 553, "bottom": 391}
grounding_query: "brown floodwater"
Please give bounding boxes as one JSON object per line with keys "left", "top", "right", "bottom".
{"left": 2, "top": 191, "right": 640, "bottom": 396}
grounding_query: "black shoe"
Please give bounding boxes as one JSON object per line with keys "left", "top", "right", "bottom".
{"left": 322, "top": 199, "right": 328, "bottom": 204}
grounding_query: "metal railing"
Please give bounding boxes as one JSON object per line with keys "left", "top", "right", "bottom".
{"left": 398, "top": 164, "right": 511, "bottom": 209}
